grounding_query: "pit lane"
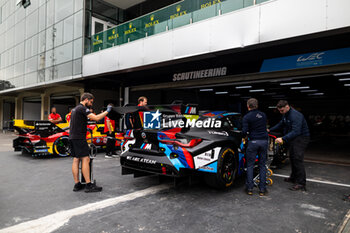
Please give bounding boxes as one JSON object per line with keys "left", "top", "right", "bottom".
{"left": 0, "top": 133, "right": 349, "bottom": 233}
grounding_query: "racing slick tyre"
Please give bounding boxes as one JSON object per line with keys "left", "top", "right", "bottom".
{"left": 204, "top": 147, "right": 238, "bottom": 189}
{"left": 53, "top": 136, "right": 70, "bottom": 157}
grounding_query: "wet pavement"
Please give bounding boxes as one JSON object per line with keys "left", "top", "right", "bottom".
{"left": 0, "top": 133, "right": 349, "bottom": 233}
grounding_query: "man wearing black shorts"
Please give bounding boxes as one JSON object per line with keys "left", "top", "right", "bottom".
{"left": 70, "top": 93, "right": 112, "bottom": 192}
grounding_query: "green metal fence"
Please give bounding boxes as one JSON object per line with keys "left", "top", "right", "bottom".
{"left": 89, "top": 0, "right": 270, "bottom": 54}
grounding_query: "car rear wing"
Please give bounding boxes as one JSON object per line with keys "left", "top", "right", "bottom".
{"left": 13, "top": 120, "right": 35, "bottom": 134}
{"left": 32, "top": 121, "right": 65, "bottom": 137}
{"left": 14, "top": 119, "right": 35, "bottom": 129}
{"left": 110, "top": 103, "right": 199, "bottom": 116}
{"left": 13, "top": 119, "right": 70, "bottom": 135}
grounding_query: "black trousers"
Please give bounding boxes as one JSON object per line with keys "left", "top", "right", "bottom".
{"left": 106, "top": 132, "right": 116, "bottom": 154}
{"left": 288, "top": 136, "right": 309, "bottom": 186}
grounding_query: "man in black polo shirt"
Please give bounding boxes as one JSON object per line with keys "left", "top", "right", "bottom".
{"left": 269, "top": 100, "right": 310, "bottom": 191}
{"left": 70, "top": 93, "right": 112, "bottom": 192}
{"left": 242, "top": 98, "right": 268, "bottom": 196}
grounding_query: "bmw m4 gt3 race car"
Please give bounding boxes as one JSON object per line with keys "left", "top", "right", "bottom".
{"left": 13, "top": 120, "right": 123, "bottom": 157}
{"left": 116, "top": 104, "right": 246, "bottom": 188}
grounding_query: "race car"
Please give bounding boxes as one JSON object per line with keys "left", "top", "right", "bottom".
{"left": 115, "top": 104, "right": 246, "bottom": 188}
{"left": 13, "top": 120, "right": 123, "bottom": 157}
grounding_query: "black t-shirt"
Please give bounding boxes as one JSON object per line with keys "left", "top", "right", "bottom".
{"left": 69, "top": 103, "right": 91, "bottom": 140}
{"left": 132, "top": 111, "right": 143, "bottom": 129}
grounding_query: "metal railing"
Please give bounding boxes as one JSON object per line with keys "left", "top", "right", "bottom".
{"left": 87, "top": 0, "right": 270, "bottom": 54}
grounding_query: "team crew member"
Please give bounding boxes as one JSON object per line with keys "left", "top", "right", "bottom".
{"left": 138, "top": 96, "right": 148, "bottom": 107}
{"left": 104, "top": 104, "right": 118, "bottom": 159}
{"left": 70, "top": 93, "right": 112, "bottom": 192}
{"left": 127, "top": 96, "right": 148, "bottom": 129}
{"left": 242, "top": 98, "right": 268, "bottom": 196}
{"left": 65, "top": 108, "right": 73, "bottom": 123}
{"left": 48, "top": 107, "right": 62, "bottom": 124}
{"left": 269, "top": 100, "right": 310, "bottom": 191}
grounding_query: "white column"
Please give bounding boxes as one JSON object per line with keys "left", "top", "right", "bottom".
{"left": 41, "top": 93, "right": 50, "bottom": 120}
{"left": 124, "top": 87, "right": 129, "bottom": 105}
{"left": 15, "top": 97, "right": 23, "bottom": 119}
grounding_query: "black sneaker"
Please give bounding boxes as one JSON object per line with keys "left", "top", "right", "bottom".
{"left": 289, "top": 184, "right": 306, "bottom": 191}
{"left": 73, "top": 182, "right": 85, "bottom": 192}
{"left": 245, "top": 189, "right": 253, "bottom": 195}
{"left": 112, "top": 151, "right": 120, "bottom": 155}
{"left": 85, "top": 183, "right": 103, "bottom": 193}
{"left": 259, "top": 189, "right": 268, "bottom": 196}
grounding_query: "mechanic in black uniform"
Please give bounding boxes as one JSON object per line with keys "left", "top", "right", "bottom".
{"left": 269, "top": 100, "right": 310, "bottom": 191}
{"left": 70, "top": 93, "right": 112, "bottom": 192}
{"left": 242, "top": 98, "right": 268, "bottom": 196}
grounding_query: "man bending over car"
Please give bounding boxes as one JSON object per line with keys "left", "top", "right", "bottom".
{"left": 269, "top": 100, "right": 310, "bottom": 191}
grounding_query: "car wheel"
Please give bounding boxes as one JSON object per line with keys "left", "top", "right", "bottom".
{"left": 204, "top": 147, "right": 238, "bottom": 189}
{"left": 53, "top": 137, "right": 70, "bottom": 157}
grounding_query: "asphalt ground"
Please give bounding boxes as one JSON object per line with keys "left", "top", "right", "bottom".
{"left": 0, "top": 133, "right": 349, "bottom": 233}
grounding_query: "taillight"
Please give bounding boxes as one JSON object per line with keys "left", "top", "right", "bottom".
{"left": 159, "top": 138, "right": 202, "bottom": 148}
{"left": 162, "top": 167, "right": 167, "bottom": 175}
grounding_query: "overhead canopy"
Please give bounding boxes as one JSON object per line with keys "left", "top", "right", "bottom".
{"left": 103, "top": 0, "right": 146, "bottom": 9}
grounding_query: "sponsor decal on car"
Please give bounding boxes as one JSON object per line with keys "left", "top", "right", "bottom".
{"left": 194, "top": 147, "right": 221, "bottom": 170}
{"left": 198, "top": 166, "right": 214, "bottom": 171}
{"left": 34, "top": 149, "right": 48, "bottom": 153}
{"left": 208, "top": 131, "right": 229, "bottom": 136}
{"left": 126, "top": 156, "right": 157, "bottom": 164}
{"left": 141, "top": 143, "right": 152, "bottom": 150}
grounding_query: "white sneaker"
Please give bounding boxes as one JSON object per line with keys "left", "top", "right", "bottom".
{"left": 105, "top": 155, "right": 113, "bottom": 159}
{"left": 112, "top": 154, "right": 119, "bottom": 158}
